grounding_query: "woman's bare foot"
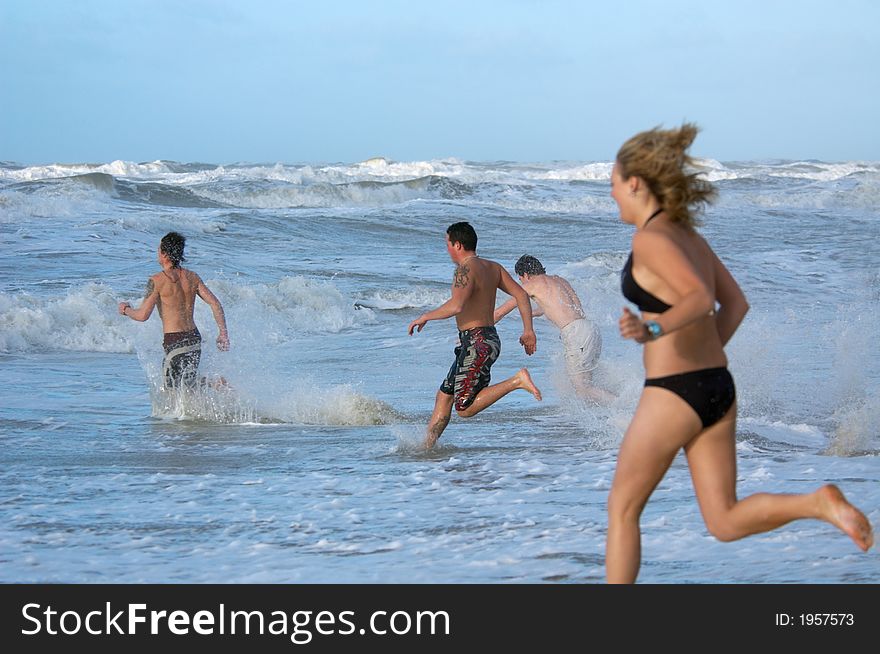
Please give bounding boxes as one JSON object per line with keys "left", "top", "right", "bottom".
{"left": 516, "top": 368, "right": 542, "bottom": 401}
{"left": 818, "top": 484, "right": 874, "bottom": 552}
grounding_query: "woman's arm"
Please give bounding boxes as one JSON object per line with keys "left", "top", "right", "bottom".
{"left": 710, "top": 248, "right": 749, "bottom": 346}
{"left": 622, "top": 231, "right": 715, "bottom": 342}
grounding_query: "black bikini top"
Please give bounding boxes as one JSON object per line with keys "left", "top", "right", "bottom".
{"left": 620, "top": 208, "right": 672, "bottom": 314}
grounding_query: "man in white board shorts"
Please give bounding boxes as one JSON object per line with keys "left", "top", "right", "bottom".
{"left": 495, "top": 255, "right": 612, "bottom": 403}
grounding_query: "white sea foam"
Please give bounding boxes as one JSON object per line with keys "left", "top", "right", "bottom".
{"left": 256, "top": 382, "right": 402, "bottom": 426}
{"left": 192, "top": 180, "right": 436, "bottom": 209}
{"left": 0, "top": 178, "right": 117, "bottom": 222}
{"left": 762, "top": 161, "right": 877, "bottom": 181}
{"left": 484, "top": 193, "right": 613, "bottom": 215}
{"left": 0, "top": 160, "right": 174, "bottom": 182}
{"left": 827, "top": 396, "right": 880, "bottom": 455}
{"left": 529, "top": 162, "right": 613, "bottom": 181}
{"left": 5, "top": 158, "right": 877, "bottom": 215}
{"left": 0, "top": 276, "right": 373, "bottom": 354}
{"left": 738, "top": 417, "right": 827, "bottom": 449}
{"left": 0, "top": 284, "right": 132, "bottom": 353}
{"left": 147, "top": 377, "right": 400, "bottom": 426}
{"left": 4, "top": 158, "right": 876, "bottom": 188}
{"left": 212, "top": 275, "right": 376, "bottom": 337}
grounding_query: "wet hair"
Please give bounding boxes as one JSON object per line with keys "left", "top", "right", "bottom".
{"left": 616, "top": 123, "right": 717, "bottom": 228}
{"left": 446, "top": 222, "right": 477, "bottom": 251}
{"left": 515, "top": 255, "right": 545, "bottom": 276}
{"left": 160, "top": 231, "right": 187, "bottom": 268}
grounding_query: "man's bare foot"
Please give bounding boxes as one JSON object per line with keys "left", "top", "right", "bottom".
{"left": 200, "top": 375, "right": 230, "bottom": 390}
{"left": 212, "top": 375, "right": 230, "bottom": 389}
{"left": 818, "top": 484, "right": 874, "bottom": 552}
{"left": 516, "top": 368, "right": 542, "bottom": 401}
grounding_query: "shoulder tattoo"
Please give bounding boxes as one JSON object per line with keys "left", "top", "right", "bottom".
{"left": 453, "top": 264, "right": 470, "bottom": 289}
{"left": 144, "top": 278, "right": 155, "bottom": 298}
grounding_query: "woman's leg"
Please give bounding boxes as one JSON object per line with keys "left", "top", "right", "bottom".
{"left": 685, "top": 402, "right": 873, "bottom": 550}
{"left": 606, "top": 388, "right": 703, "bottom": 583}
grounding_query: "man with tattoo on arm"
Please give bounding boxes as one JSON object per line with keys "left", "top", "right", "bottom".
{"left": 118, "top": 232, "right": 229, "bottom": 389}
{"left": 408, "top": 222, "right": 541, "bottom": 449}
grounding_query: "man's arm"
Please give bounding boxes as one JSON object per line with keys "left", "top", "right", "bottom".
{"left": 408, "top": 260, "right": 475, "bottom": 335}
{"left": 497, "top": 267, "right": 536, "bottom": 355}
{"left": 119, "top": 277, "right": 159, "bottom": 322}
{"left": 493, "top": 297, "right": 517, "bottom": 324}
{"left": 494, "top": 297, "right": 543, "bottom": 324}
{"left": 195, "top": 274, "right": 230, "bottom": 351}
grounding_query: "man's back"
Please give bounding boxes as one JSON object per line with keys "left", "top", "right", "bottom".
{"left": 455, "top": 257, "right": 503, "bottom": 331}
{"left": 522, "top": 274, "right": 585, "bottom": 330}
{"left": 153, "top": 268, "right": 200, "bottom": 333}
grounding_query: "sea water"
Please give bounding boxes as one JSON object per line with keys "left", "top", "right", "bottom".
{"left": 0, "top": 157, "right": 877, "bottom": 582}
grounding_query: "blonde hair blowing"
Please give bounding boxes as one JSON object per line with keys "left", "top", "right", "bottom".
{"left": 616, "top": 123, "right": 717, "bottom": 228}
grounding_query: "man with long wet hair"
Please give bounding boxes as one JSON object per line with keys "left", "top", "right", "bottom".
{"left": 119, "top": 232, "right": 229, "bottom": 389}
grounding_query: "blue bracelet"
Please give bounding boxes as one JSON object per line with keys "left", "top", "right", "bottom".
{"left": 644, "top": 320, "right": 663, "bottom": 340}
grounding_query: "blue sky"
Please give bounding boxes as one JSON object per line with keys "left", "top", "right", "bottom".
{"left": 2, "top": 0, "right": 877, "bottom": 164}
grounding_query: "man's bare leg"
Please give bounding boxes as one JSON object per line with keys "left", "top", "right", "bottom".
{"left": 576, "top": 377, "right": 616, "bottom": 404}
{"left": 425, "top": 390, "right": 454, "bottom": 449}
{"left": 456, "top": 368, "right": 541, "bottom": 418}
{"left": 570, "top": 369, "right": 615, "bottom": 405}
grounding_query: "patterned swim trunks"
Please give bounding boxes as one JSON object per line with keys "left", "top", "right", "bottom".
{"left": 162, "top": 328, "right": 202, "bottom": 389}
{"left": 439, "top": 326, "right": 501, "bottom": 411}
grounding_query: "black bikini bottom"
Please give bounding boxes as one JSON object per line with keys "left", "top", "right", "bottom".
{"left": 644, "top": 366, "right": 736, "bottom": 429}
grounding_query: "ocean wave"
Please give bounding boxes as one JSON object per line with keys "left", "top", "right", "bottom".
{"left": 354, "top": 287, "right": 450, "bottom": 311}
{"left": 529, "top": 162, "right": 613, "bottom": 181}
{"left": 0, "top": 174, "right": 118, "bottom": 221}
{"left": 0, "top": 160, "right": 175, "bottom": 183}
{"left": 4, "top": 158, "right": 878, "bottom": 215}
{"left": 0, "top": 276, "right": 375, "bottom": 354}
{"left": 715, "top": 171, "right": 880, "bottom": 211}
{"left": 761, "top": 161, "right": 878, "bottom": 182}
{"left": 114, "top": 179, "right": 228, "bottom": 209}
{"left": 0, "top": 173, "right": 225, "bottom": 222}
{"left": 190, "top": 175, "right": 472, "bottom": 209}
{"left": 702, "top": 159, "right": 880, "bottom": 183}
{"left": 0, "top": 283, "right": 132, "bottom": 354}
{"left": 213, "top": 275, "right": 377, "bottom": 337}
{"left": 480, "top": 193, "right": 613, "bottom": 215}
{"left": 4, "top": 157, "right": 877, "bottom": 187}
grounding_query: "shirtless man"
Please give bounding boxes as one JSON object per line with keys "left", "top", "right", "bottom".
{"left": 408, "top": 222, "right": 542, "bottom": 449}
{"left": 118, "top": 232, "right": 229, "bottom": 389}
{"left": 494, "top": 255, "right": 612, "bottom": 402}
